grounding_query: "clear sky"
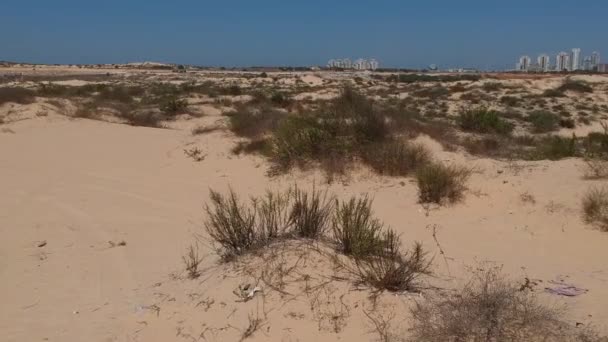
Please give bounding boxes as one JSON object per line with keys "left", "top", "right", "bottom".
{"left": 1, "top": 0, "right": 606, "bottom": 69}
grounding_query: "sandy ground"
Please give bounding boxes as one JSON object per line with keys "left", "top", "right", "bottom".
{"left": 1, "top": 110, "right": 608, "bottom": 341}
{"left": 1, "top": 68, "right": 608, "bottom": 341}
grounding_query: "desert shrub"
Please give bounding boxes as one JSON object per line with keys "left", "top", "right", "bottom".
{"left": 413, "top": 86, "right": 449, "bottom": 99}
{"left": 361, "top": 140, "right": 431, "bottom": 176}
{"left": 289, "top": 186, "right": 333, "bottom": 239}
{"left": 528, "top": 111, "right": 560, "bottom": 133}
{"left": 409, "top": 267, "right": 592, "bottom": 342}
{"left": 482, "top": 82, "right": 503, "bottom": 92}
{"left": 254, "top": 190, "right": 292, "bottom": 241}
{"left": 558, "top": 80, "right": 593, "bottom": 93}
{"left": 449, "top": 83, "right": 467, "bottom": 93}
{"left": 458, "top": 108, "right": 514, "bottom": 135}
{"left": 416, "top": 162, "right": 471, "bottom": 204}
{"left": 584, "top": 159, "right": 608, "bottom": 179}
{"left": 584, "top": 122, "right": 608, "bottom": 155}
{"left": 355, "top": 232, "right": 432, "bottom": 292}
{"left": 500, "top": 95, "right": 519, "bottom": 107}
{"left": 159, "top": 96, "right": 187, "bottom": 114}
{"left": 270, "top": 115, "right": 330, "bottom": 169}
{"left": 559, "top": 118, "right": 576, "bottom": 129}
{"left": 204, "top": 189, "right": 257, "bottom": 258}
{"left": 225, "top": 85, "right": 242, "bottom": 96}
{"left": 0, "top": 87, "right": 36, "bottom": 105}
{"left": 531, "top": 135, "right": 578, "bottom": 160}
{"left": 96, "top": 85, "right": 139, "bottom": 103}
{"left": 333, "top": 87, "right": 388, "bottom": 143}
{"left": 332, "top": 196, "right": 384, "bottom": 257}
{"left": 119, "top": 110, "right": 165, "bottom": 128}
{"left": 270, "top": 92, "right": 291, "bottom": 107}
{"left": 582, "top": 186, "right": 608, "bottom": 231}
{"left": 542, "top": 88, "right": 565, "bottom": 98}
{"left": 227, "top": 107, "right": 284, "bottom": 138}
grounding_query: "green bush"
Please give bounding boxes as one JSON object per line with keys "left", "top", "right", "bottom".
{"left": 458, "top": 108, "right": 514, "bottom": 135}
{"left": 416, "top": 162, "right": 471, "bottom": 204}
{"left": 332, "top": 196, "right": 384, "bottom": 257}
{"left": 528, "top": 111, "right": 559, "bottom": 133}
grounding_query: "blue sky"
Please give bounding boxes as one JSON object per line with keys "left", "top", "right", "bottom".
{"left": 1, "top": 0, "right": 606, "bottom": 69}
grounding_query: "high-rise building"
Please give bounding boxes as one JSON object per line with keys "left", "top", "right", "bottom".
{"left": 556, "top": 52, "right": 571, "bottom": 71}
{"left": 591, "top": 51, "right": 601, "bottom": 69}
{"left": 517, "top": 55, "right": 531, "bottom": 71}
{"left": 583, "top": 56, "right": 593, "bottom": 71}
{"left": 537, "top": 54, "right": 550, "bottom": 72}
{"left": 571, "top": 48, "right": 581, "bottom": 71}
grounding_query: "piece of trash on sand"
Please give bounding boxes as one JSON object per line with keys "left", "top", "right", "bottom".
{"left": 37, "top": 241, "right": 47, "bottom": 248}
{"left": 545, "top": 278, "right": 588, "bottom": 297}
{"left": 234, "top": 283, "right": 262, "bottom": 302}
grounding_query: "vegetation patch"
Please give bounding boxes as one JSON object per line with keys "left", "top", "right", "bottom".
{"left": 458, "top": 108, "right": 514, "bottom": 135}
{"left": 416, "top": 162, "right": 471, "bottom": 204}
{"left": 582, "top": 186, "right": 608, "bottom": 231}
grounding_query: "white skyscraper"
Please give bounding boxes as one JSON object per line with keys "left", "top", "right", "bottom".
{"left": 556, "top": 52, "right": 571, "bottom": 71}
{"left": 571, "top": 48, "right": 581, "bottom": 71}
{"left": 591, "top": 51, "right": 601, "bottom": 69}
{"left": 517, "top": 55, "right": 531, "bottom": 71}
{"left": 537, "top": 54, "right": 550, "bottom": 72}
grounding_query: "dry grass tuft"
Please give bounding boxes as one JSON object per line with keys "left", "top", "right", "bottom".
{"left": 582, "top": 186, "right": 608, "bottom": 231}
{"left": 182, "top": 244, "right": 204, "bottom": 279}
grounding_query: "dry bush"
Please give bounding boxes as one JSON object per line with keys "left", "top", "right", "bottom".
{"left": 290, "top": 185, "right": 334, "bottom": 239}
{"left": 409, "top": 267, "right": 601, "bottom": 342}
{"left": 416, "top": 163, "right": 471, "bottom": 204}
{"left": 204, "top": 189, "right": 258, "bottom": 259}
{"left": 362, "top": 140, "right": 432, "bottom": 177}
{"left": 584, "top": 159, "right": 608, "bottom": 179}
{"left": 332, "top": 196, "right": 384, "bottom": 258}
{"left": 582, "top": 186, "right": 608, "bottom": 231}
{"left": 0, "top": 87, "right": 36, "bottom": 105}
{"left": 182, "top": 244, "right": 204, "bottom": 279}
{"left": 355, "top": 231, "right": 432, "bottom": 292}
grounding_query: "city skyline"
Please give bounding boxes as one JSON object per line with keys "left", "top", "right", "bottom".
{"left": 516, "top": 48, "right": 602, "bottom": 72}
